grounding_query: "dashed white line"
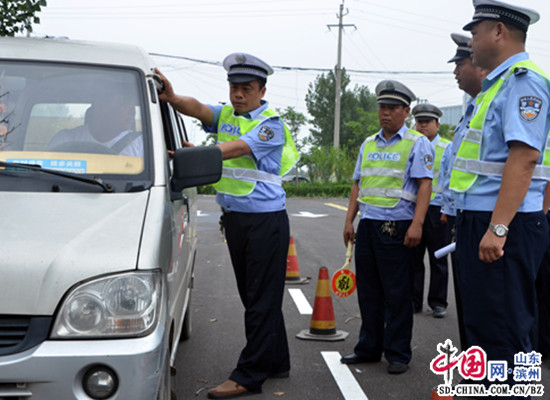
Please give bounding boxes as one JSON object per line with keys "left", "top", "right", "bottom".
{"left": 288, "top": 288, "right": 313, "bottom": 315}
{"left": 322, "top": 351, "right": 369, "bottom": 400}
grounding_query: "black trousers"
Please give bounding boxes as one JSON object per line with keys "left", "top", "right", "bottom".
{"left": 535, "top": 213, "right": 550, "bottom": 358}
{"left": 223, "top": 210, "right": 290, "bottom": 393}
{"left": 446, "top": 215, "right": 468, "bottom": 351}
{"left": 354, "top": 219, "right": 415, "bottom": 364}
{"left": 413, "top": 205, "right": 449, "bottom": 310}
{"left": 456, "top": 210, "right": 547, "bottom": 399}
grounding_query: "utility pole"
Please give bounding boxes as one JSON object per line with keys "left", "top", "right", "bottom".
{"left": 327, "top": 1, "right": 355, "bottom": 148}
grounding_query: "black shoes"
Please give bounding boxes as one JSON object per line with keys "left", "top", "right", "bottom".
{"left": 432, "top": 306, "right": 447, "bottom": 318}
{"left": 340, "top": 353, "right": 380, "bottom": 364}
{"left": 387, "top": 362, "right": 409, "bottom": 374}
{"left": 341, "top": 353, "right": 408, "bottom": 374}
{"left": 269, "top": 370, "right": 290, "bottom": 379}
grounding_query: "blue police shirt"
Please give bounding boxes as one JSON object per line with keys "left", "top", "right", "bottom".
{"left": 204, "top": 100, "right": 286, "bottom": 213}
{"left": 353, "top": 124, "right": 435, "bottom": 221}
{"left": 430, "top": 134, "right": 448, "bottom": 207}
{"left": 453, "top": 52, "right": 550, "bottom": 213}
{"left": 440, "top": 99, "right": 476, "bottom": 217}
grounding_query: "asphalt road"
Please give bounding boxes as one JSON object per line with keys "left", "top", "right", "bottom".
{"left": 174, "top": 195, "right": 550, "bottom": 400}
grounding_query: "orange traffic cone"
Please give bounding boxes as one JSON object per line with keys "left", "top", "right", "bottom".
{"left": 296, "top": 267, "right": 349, "bottom": 341}
{"left": 430, "top": 387, "right": 453, "bottom": 400}
{"left": 285, "top": 237, "right": 309, "bottom": 284}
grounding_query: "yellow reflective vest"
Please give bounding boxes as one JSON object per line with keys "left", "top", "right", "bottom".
{"left": 358, "top": 129, "right": 424, "bottom": 208}
{"left": 450, "top": 60, "right": 550, "bottom": 193}
{"left": 431, "top": 137, "right": 451, "bottom": 201}
{"left": 212, "top": 105, "right": 299, "bottom": 197}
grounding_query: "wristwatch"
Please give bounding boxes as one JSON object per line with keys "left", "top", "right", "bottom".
{"left": 488, "top": 223, "right": 509, "bottom": 237}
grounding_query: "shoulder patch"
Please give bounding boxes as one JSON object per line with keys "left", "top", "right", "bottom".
{"left": 519, "top": 96, "right": 543, "bottom": 122}
{"left": 258, "top": 125, "right": 274, "bottom": 142}
{"left": 423, "top": 154, "right": 434, "bottom": 170}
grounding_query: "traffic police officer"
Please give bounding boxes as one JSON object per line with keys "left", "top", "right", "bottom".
{"left": 341, "top": 80, "right": 434, "bottom": 374}
{"left": 537, "top": 186, "right": 550, "bottom": 359}
{"left": 411, "top": 103, "right": 451, "bottom": 318}
{"left": 440, "top": 32, "right": 489, "bottom": 351}
{"left": 156, "top": 52, "right": 299, "bottom": 399}
{"left": 450, "top": 0, "right": 550, "bottom": 394}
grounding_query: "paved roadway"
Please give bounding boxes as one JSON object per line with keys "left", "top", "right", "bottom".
{"left": 175, "top": 195, "right": 550, "bottom": 400}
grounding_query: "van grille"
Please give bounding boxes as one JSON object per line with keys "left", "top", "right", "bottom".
{"left": 0, "top": 316, "right": 52, "bottom": 356}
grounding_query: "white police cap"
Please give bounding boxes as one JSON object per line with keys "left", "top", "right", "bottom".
{"left": 223, "top": 52, "right": 274, "bottom": 83}
{"left": 412, "top": 103, "right": 443, "bottom": 120}
{"left": 448, "top": 33, "right": 472, "bottom": 63}
{"left": 375, "top": 80, "right": 416, "bottom": 107}
{"left": 463, "top": 0, "right": 540, "bottom": 32}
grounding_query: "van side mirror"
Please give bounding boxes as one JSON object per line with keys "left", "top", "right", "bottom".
{"left": 171, "top": 146, "right": 222, "bottom": 193}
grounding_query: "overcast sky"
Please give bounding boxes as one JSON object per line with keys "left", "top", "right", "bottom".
{"left": 33, "top": 0, "right": 550, "bottom": 142}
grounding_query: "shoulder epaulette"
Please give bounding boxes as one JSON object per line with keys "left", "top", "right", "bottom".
{"left": 514, "top": 67, "right": 528, "bottom": 76}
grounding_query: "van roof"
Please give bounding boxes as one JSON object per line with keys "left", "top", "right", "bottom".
{"left": 0, "top": 36, "right": 156, "bottom": 72}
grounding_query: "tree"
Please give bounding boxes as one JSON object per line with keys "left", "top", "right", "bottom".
{"left": 276, "top": 106, "right": 308, "bottom": 185}
{"left": 0, "top": 0, "right": 47, "bottom": 37}
{"left": 305, "top": 68, "right": 377, "bottom": 150}
{"left": 276, "top": 106, "right": 307, "bottom": 151}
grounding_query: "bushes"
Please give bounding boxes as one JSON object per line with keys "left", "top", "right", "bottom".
{"left": 198, "top": 182, "right": 351, "bottom": 198}
{"left": 283, "top": 182, "right": 351, "bottom": 198}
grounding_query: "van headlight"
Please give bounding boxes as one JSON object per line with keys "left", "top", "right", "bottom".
{"left": 52, "top": 271, "right": 161, "bottom": 338}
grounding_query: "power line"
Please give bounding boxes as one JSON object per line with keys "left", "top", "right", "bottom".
{"left": 150, "top": 52, "right": 453, "bottom": 75}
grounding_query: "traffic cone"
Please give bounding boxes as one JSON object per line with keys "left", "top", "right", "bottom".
{"left": 296, "top": 267, "right": 349, "bottom": 341}
{"left": 430, "top": 387, "right": 453, "bottom": 400}
{"left": 285, "top": 237, "right": 309, "bottom": 284}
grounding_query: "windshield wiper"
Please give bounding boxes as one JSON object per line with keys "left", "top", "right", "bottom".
{"left": 0, "top": 160, "right": 114, "bottom": 192}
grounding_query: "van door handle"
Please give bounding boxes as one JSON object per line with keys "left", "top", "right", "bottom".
{"left": 182, "top": 195, "right": 190, "bottom": 222}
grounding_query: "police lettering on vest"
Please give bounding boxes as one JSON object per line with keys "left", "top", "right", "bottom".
{"left": 366, "top": 152, "right": 401, "bottom": 162}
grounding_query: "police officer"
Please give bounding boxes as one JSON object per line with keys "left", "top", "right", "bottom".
{"left": 537, "top": 185, "right": 550, "bottom": 360}
{"left": 411, "top": 103, "right": 450, "bottom": 318}
{"left": 440, "top": 32, "right": 489, "bottom": 351}
{"left": 341, "top": 80, "right": 434, "bottom": 374}
{"left": 156, "top": 53, "right": 299, "bottom": 399}
{"left": 450, "top": 0, "right": 550, "bottom": 394}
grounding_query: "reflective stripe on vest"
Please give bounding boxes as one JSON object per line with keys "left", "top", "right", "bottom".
{"left": 450, "top": 60, "right": 550, "bottom": 192}
{"left": 358, "top": 130, "right": 422, "bottom": 208}
{"left": 212, "top": 105, "right": 299, "bottom": 197}
{"left": 431, "top": 138, "right": 451, "bottom": 199}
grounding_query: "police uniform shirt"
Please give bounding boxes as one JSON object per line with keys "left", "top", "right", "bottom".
{"left": 438, "top": 142, "right": 454, "bottom": 216}
{"left": 430, "top": 134, "right": 449, "bottom": 208}
{"left": 352, "top": 124, "right": 435, "bottom": 220}
{"left": 453, "top": 52, "right": 550, "bottom": 212}
{"left": 205, "top": 101, "right": 286, "bottom": 213}
{"left": 440, "top": 98, "right": 475, "bottom": 217}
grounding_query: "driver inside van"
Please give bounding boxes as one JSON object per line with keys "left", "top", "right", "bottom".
{"left": 47, "top": 91, "right": 143, "bottom": 157}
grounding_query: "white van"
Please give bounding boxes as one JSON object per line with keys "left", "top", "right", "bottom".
{"left": 0, "top": 37, "right": 221, "bottom": 400}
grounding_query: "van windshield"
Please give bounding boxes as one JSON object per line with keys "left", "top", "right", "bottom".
{"left": 0, "top": 61, "right": 152, "bottom": 192}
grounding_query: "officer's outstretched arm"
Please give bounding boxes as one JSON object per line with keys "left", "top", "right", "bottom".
{"left": 155, "top": 68, "right": 214, "bottom": 126}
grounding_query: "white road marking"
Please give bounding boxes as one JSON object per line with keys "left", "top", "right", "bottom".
{"left": 290, "top": 211, "right": 328, "bottom": 218}
{"left": 288, "top": 288, "right": 313, "bottom": 315}
{"left": 197, "top": 210, "right": 209, "bottom": 216}
{"left": 322, "top": 351, "right": 369, "bottom": 400}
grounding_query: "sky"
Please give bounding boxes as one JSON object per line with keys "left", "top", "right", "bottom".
{"left": 31, "top": 0, "right": 550, "bottom": 143}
